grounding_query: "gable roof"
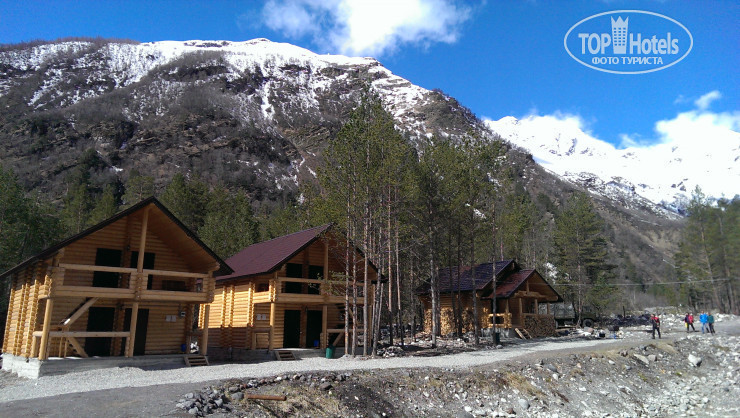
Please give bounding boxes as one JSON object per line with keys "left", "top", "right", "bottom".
{"left": 415, "top": 260, "right": 516, "bottom": 295}
{"left": 483, "top": 269, "right": 563, "bottom": 302}
{"left": 0, "top": 197, "right": 232, "bottom": 280}
{"left": 217, "top": 224, "right": 333, "bottom": 281}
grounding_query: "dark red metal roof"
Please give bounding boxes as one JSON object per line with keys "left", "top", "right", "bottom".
{"left": 415, "top": 260, "right": 515, "bottom": 294}
{"left": 495, "top": 269, "right": 535, "bottom": 298}
{"left": 217, "top": 224, "right": 332, "bottom": 281}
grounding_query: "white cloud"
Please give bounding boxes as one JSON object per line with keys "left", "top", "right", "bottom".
{"left": 694, "top": 90, "right": 722, "bottom": 110}
{"left": 654, "top": 108, "right": 740, "bottom": 147}
{"left": 260, "top": 0, "right": 471, "bottom": 57}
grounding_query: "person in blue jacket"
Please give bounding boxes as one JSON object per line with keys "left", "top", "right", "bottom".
{"left": 699, "top": 312, "right": 708, "bottom": 334}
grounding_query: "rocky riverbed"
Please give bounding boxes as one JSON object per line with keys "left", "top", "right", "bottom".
{"left": 176, "top": 323, "right": 739, "bottom": 417}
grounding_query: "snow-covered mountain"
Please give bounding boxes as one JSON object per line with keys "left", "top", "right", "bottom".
{"left": 486, "top": 115, "right": 740, "bottom": 214}
{"left": 0, "top": 37, "right": 689, "bottom": 282}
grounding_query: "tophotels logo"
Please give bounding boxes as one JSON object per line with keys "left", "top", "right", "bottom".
{"left": 564, "top": 10, "right": 693, "bottom": 74}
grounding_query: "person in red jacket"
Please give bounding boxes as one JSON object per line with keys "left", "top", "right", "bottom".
{"left": 684, "top": 312, "right": 695, "bottom": 332}
{"left": 651, "top": 314, "right": 661, "bottom": 339}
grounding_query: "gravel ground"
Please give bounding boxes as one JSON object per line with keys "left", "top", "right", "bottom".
{"left": 0, "top": 314, "right": 737, "bottom": 417}
{"left": 0, "top": 336, "right": 640, "bottom": 402}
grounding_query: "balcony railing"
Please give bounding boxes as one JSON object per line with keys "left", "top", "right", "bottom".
{"left": 39, "top": 263, "right": 211, "bottom": 302}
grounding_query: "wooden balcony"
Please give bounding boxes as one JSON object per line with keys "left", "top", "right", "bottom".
{"left": 39, "top": 263, "right": 213, "bottom": 302}
{"left": 248, "top": 276, "right": 365, "bottom": 305}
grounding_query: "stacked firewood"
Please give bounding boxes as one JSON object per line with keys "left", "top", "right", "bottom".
{"left": 523, "top": 315, "right": 557, "bottom": 337}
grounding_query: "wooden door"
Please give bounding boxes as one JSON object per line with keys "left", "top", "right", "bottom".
{"left": 283, "top": 310, "right": 301, "bottom": 348}
{"left": 305, "top": 310, "right": 323, "bottom": 348}
{"left": 85, "top": 307, "right": 115, "bottom": 356}
{"left": 121, "top": 308, "right": 149, "bottom": 356}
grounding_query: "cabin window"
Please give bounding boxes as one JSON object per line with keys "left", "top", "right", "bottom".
{"left": 307, "top": 265, "right": 323, "bottom": 294}
{"left": 285, "top": 263, "right": 303, "bottom": 278}
{"left": 308, "top": 265, "right": 323, "bottom": 280}
{"left": 256, "top": 282, "right": 269, "bottom": 292}
{"left": 130, "top": 252, "right": 155, "bottom": 290}
{"left": 93, "top": 248, "right": 122, "bottom": 288}
{"left": 162, "top": 280, "right": 187, "bottom": 291}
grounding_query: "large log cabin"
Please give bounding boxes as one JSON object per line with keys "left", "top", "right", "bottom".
{"left": 417, "top": 260, "right": 562, "bottom": 338}
{"left": 206, "top": 224, "right": 378, "bottom": 358}
{"left": 0, "top": 197, "right": 231, "bottom": 377}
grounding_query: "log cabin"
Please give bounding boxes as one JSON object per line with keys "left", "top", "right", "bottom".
{"left": 205, "top": 224, "right": 378, "bottom": 359}
{"left": 0, "top": 197, "right": 232, "bottom": 377}
{"left": 416, "top": 260, "right": 562, "bottom": 338}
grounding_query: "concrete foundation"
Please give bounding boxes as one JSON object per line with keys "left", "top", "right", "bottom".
{"left": 1, "top": 353, "right": 188, "bottom": 379}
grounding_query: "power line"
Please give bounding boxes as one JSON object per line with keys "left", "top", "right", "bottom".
{"left": 552, "top": 278, "right": 732, "bottom": 287}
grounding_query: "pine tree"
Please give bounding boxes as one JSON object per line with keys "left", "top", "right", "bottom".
{"left": 199, "top": 187, "right": 260, "bottom": 258}
{"left": 160, "top": 173, "right": 209, "bottom": 233}
{"left": 87, "top": 184, "right": 119, "bottom": 226}
{"left": 122, "top": 170, "right": 154, "bottom": 207}
{"left": 61, "top": 182, "right": 93, "bottom": 234}
{"left": 553, "top": 192, "right": 608, "bottom": 324}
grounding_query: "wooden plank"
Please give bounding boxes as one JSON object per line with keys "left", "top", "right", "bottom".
{"left": 126, "top": 302, "right": 140, "bottom": 357}
{"left": 136, "top": 207, "right": 150, "bottom": 273}
{"left": 65, "top": 336, "right": 88, "bottom": 358}
{"left": 202, "top": 305, "right": 210, "bottom": 356}
{"left": 34, "top": 331, "right": 133, "bottom": 338}
{"left": 245, "top": 394, "right": 287, "bottom": 401}
{"left": 58, "top": 264, "right": 137, "bottom": 274}
{"left": 51, "top": 286, "right": 135, "bottom": 299}
{"left": 139, "top": 290, "right": 208, "bottom": 302}
{"left": 38, "top": 299, "right": 54, "bottom": 360}
{"left": 268, "top": 301, "right": 276, "bottom": 350}
{"left": 142, "top": 269, "right": 208, "bottom": 279}
{"left": 322, "top": 304, "right": 328, "bottom": 349}
{"left": 332, "top": 331, "right": 344, "bottom": 347}
{"left": 61, "top": 297, "right": 99, "bottom": 327}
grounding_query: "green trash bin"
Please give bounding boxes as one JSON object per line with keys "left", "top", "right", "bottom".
{"left": 326, "top": 345, "right": 335, "bottom": 359}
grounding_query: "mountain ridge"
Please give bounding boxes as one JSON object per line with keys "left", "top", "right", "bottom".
{"left": 0, "top": 37, "right": 682, "bottom": 285}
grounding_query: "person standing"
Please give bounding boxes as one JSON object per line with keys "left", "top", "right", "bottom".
{"left": 700, "top": 311, "right": 708, "bottom": 334}
{"left": 708, "top": 312, "right": 715, "bottom": 335}
{"left": 684, "top": 312, "right": 696, "bottom": 332}
{"left": 651, "top": 313, "right": 661, "bottom": 339}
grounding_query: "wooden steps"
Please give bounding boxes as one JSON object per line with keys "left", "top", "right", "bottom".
{"left": 274, "top": 350, "right": 296, "bottom": 361}
{"left": 514, "top": 328, "right": 532, "bottom": 339}
{"left": 184, "top": 354, "right": 209, "bottom": 367}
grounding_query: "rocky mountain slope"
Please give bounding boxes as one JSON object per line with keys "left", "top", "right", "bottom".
{"left": 0, "top": 38, "right": 681, "bottom": 283}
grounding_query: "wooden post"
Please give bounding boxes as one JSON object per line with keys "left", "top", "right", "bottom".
{"left": 546, "top": 303, "right": 551, "bottom": 315}
{"left": 136, "top": 206, "right": 150, "bottom": 272}
{"left": 202, "top": 305, "right": 210, "bottom": 356}
{"left": 323, "top": 240, "right": 329, "bottom": 294}
{"left": 126, "top": 302, "right": 139, "bottom": 357}
{"left": 322, "top": 304, "right": 328, "bottom": 349}
{"left": 268, "top": 302, "right": 276, "bottom": 350}
{"left": 38, "top": 299, "right": 55, "bottom": 360}
{"left": 127, "top": 207, "right": 149, "bottom": 357}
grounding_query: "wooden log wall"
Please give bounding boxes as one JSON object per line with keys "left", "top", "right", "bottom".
{"left": 420, "top": 293, "right": 490, "bottom": 336}
{"left": 3, "top": 210, "right": 218, "bottom": 359}
{"left": 208, "top": 234, "right": 376, "bottom": 351}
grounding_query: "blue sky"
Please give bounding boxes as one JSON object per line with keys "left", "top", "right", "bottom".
{"left": 1, "top": 0, "right": 738, "bottom": 148}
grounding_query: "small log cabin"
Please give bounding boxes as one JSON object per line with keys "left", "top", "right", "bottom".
{"left": 0, "top": 197, "right": 231, "bottom": 377}
{"left": 205, "top": 224, "right": 378, "bottom": 357}
{"left": 417, "top": 260, "right": 562, "bottom": 337}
